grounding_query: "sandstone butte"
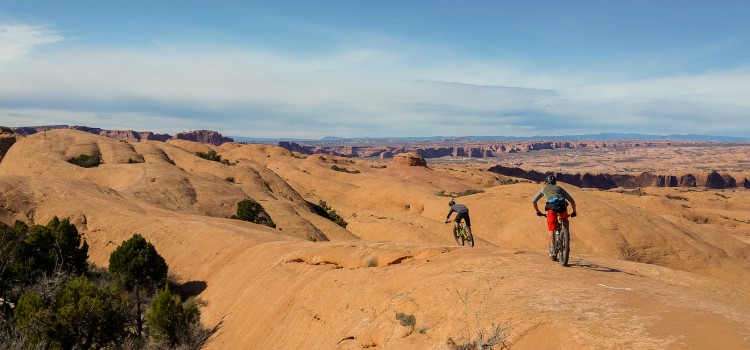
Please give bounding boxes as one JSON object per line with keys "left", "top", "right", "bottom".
{"left": 0, "top": 129, "right": 749, "bottom": 349}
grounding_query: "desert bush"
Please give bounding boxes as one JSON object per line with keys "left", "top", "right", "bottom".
{"left": 436, "top": 189, "right": 485, "bottom": 197}
{"left": 14, "top": 275, "right": 127, "bottom": 350}
{"left": 146, "top": 285, "right": 203, "bottom": 345}
{"left": 3, "top": 217, "right": 89, "bottom": 289}
{"left": 233, "top": 199, "right": 276, "bottom": 228}
{"left": 68, "top": 154, "right": 101, "bottom": 168}
{"left": 666, "top": 194, "right": 688, "bottom": 201}
{"left": 195, "top": 149, "right": 221, "bottom": 162}
{"left": 316, "top": 200, "right": 348, "bottom": 228}
{"left": 225, "top": 176, "right": 235, "bottom": 183}
{"left": 0, "top": 217, "right": 214, "bottom": 350}
{"left": 331, "top": 165, "right": 360, "bottom": 174}
{"left": 366, "top": 257, "right": 378, "bottom": 267}
{"left": 196, "top": 150, "right": 235, "bottom": 166}
{"left": 446, "top": 288, "right": 508, "bottom": 350}
{"left": 396, "top": 312, "right": 416, "bottom": 327}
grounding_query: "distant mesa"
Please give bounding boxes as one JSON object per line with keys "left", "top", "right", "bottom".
{"left": 276, "top": 140, "right": 691, "bottom": 159}
{"left": 99, "top": 129, "right": 171, "bottom": 142}
{"left": 173, "top": 130, "right": 234, "bottom": 145}
{"left": 8, "top": 125, "right": 233, "bottom": 146}
{"left": 392, "top": 152, "right": 427, "bottom": 167}
{"left": 488, "top": 165, "right": 742, "bottom": 190}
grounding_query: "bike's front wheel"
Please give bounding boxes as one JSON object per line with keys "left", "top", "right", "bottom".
{"left": 559, "top": 227, "right": 570, "bottom": 266}
{"left": 453, "top": 227, "right": 462, "bottom": 246}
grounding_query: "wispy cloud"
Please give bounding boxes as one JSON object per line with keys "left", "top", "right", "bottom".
{"left": 0, "top": 24, "right": 63, "bottom": 62}
{"left": 1, "top": 21, "right": 749, "bottom": 138}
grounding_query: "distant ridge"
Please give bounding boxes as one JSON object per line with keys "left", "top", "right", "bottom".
{"left": 231, "top": 133, "right": 750, "bottom": 144}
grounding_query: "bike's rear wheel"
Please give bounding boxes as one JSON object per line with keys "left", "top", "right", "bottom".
{"left": 559, "top": 227, "right": 570, "bottom": 266}
{"left": 465, "top": 231, "right": 475, "bottom": 247}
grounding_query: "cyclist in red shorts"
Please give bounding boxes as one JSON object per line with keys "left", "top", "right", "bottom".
{"left": 532, "top": 175, "right": 577, "bottom": 260}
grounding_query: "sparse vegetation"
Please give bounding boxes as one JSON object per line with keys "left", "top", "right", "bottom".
{"left": 196, "top": 149, "right": 235, "bottom": 166}
{"left": 436, "top": 189, "right": 486, "bottom": 197}
{"left": 715, "top": 193, "right": 730, "bottom": 199}
{"left": 68, "top": 154, "right": 101, "bottom": 168}
{"left": 231, "top": 199, "right": 276, "bottom": 228}
{"left": 616, "top": 188, "right": 646, "bottom": 196}
{"left": 225, "top": 176, "right": 235, "bottom": 183}
{"left": 366, "top": 257, "right": 378, "bottom": 267}
{"left": 0, "top": 221, "right": 212, "bottom": 350}
{"left": 315, "top": 200, "right": 348, "bottom": 228}
{"left": 331, "top": 165, "right": 360, "bottom": 174}
{"left": 370, "top": 164, "right": 387, "bottom": 169}
{"left": 396, "top": 312, "right": 416, "bottom": 327}
{"left": 446, "top": 288, "right": 508, "bottom": 350}
{"left": 666, "top": 194, "right": 689, "bottom": 201}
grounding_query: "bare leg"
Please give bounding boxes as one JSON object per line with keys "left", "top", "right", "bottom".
{"left": 548, "top": 231, "right": 555, "bottom": 258}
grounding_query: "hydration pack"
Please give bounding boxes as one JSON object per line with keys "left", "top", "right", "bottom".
{"left": 545, "top": 197, "right": 568, "bottom": 213}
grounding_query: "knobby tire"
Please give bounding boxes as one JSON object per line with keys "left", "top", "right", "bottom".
{"left": 453, "top": 227, "right": 462, "bottom": 246}
{"left": 466, "top": 231, "right": 475, "bottom": 247}
{"left": 560, "top": 227, "right": 570, "bottom": 267}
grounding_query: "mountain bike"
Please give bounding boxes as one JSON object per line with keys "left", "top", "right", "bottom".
{"left": 446, "top": 220, "right": 474, "bottom": 247}
{"left": 543, "top": 213, "right": 572, "bottom": 266}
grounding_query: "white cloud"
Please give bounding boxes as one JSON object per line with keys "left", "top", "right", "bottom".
{"left": 0, "top": 24, "right": 749, "bottom": 137}
{"left": 0, "top": 24, "right": 63, "bottom": 63}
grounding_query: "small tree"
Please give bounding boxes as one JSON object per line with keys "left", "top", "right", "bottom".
{"left": 14, "top": 275, "right": 126, "bottom": 350}
{"left": 68, "top": 154, "right": 101, "bottom": 168}
{"left": 146, "top": 285, "right": 201, "bottom": 346}
{"left": 233, "top": 199, "right": 276, "bottom": 228}
{"left": 0, "top": 223, "right": 22, "bottom": 307}
{"left": 13, "top": 217, "right": 88, "bottom": 286}
{"left": 108, "top": 233, "right": 168, "bottom": 337}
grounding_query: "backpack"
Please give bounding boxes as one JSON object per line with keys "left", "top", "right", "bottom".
{"left": 545, "top": 197, "right": 568, "bottom": 213}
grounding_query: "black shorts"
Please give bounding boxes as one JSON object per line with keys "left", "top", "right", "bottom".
{"left": 455, "top": 211, "right": 471, "bottom": 227}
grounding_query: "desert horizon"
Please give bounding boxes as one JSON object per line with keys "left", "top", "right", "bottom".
{"left": 0, "top": 126, "right": 748, "bottom": 349}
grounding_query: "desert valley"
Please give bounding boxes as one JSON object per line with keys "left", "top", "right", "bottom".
{"left": 1, "top": 126, "right": 749, "bottom": 349}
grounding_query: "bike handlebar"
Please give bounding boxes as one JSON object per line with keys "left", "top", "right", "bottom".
{"left": 538, "top": 212, "right": 577, "bottom": 218}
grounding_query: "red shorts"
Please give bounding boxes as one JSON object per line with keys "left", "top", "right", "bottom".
{"left": 547, "top": 209, "right": 569, "bottom": 231}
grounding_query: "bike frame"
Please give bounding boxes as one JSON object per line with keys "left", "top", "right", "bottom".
{"left": 448, "top": 220, "right": 474, "bottom": 247}
{"left": 546, "top": 213, "right": 571, "bottom": 267}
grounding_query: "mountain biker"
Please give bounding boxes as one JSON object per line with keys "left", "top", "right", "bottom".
{"left": 445, "top": 199, "right": 472, "bottom": 236}
{"left": 532, "top": 175, "right": 577, "bottom": 260}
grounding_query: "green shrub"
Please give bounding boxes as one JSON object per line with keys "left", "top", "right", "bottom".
{"left": 436, "top": 189, "right": 485, "bottom": 197}
{"left": 146, "top": 285, "right": 202, "bottom": 345}
{"left": 14, "top": 276, "right": 126, "bottom": 350}
{"left": 225, "top": 176, "right": 235, "bottom": 183}
{"left": 196, "top": 149, "right": 235, "bottom": 165}
{"left": 234, "top": 199, "right": 276, "bottom": 228}
{"left": 331, "top": 165, "right": 360, "bottom": 174}
{"left": 396, "top": 312, "right": 416, "bottom": 327}
{"left": 68, "top": 154, "right": 101, "bottom": 168}
{"left": 316, "top": 200, "right": 348, "bottom": 228}
{"left": 108, "top": 233, "right": 169, "bottom": 337}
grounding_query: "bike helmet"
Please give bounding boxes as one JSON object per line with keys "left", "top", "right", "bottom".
{"left": 544, "top": 174, "right": 557, "bottom": 184}
{"left": 448, "top": 199, "right": 455, "bottom": 206}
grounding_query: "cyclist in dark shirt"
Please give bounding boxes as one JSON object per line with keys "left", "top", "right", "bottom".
{"left": 532, "top": 175, "right": 577, "bottom": 259}
{"left": 445, "top": 199, "right": 472, "bottom": 236}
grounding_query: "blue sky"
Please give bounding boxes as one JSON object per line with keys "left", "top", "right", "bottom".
{"left": 1, "top": 1, "right": 749, "bottom": 138}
